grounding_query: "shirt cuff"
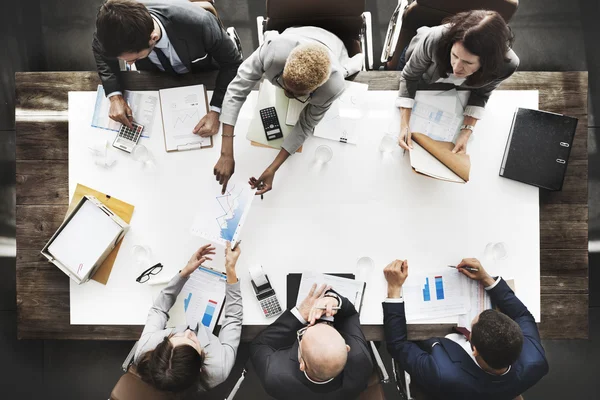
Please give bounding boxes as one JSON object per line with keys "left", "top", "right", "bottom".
{"left": 395, "top": 97, "right": 414, "bottom": 109}
{"left": 384, "top": 297, "right": 404, "bottom": 303}
{"left": 291, "top": 307, "right": 308, "bottom": 325}
{"left": 464, "top": 105, "right": 485, "bottom": 120}
{"left": 484, "top": 277, "right": 502, "bottom": 291}
{"left": 107, "top": 91, "right": 123, "bottom": 99}
{"left": 210, "top": 106, "right": 221, "bottom": 113}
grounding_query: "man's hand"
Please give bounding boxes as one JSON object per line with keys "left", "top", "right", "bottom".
{"left": 108, "top": 95, "right": 133, "bottom": 129}
{"left": 297, "top": 283, "right": 328, "bottom": 322}
{"left": 193, "top": 111, "right": 220, "bottom": 137}
{"left": 224, "top": 241, "right": 241, "bottom": 283}
{"left": 456, "top": 258, "right": 495, "bottom": 287}
{"left": 452, "top": 130, "right": 471, "bottom": 154}
{"left": 214, "top": 154, "right": 235, "bottom": 194}
{"left": 180, "top": 244, "right": 216, "bottom": 278}
{"left": 308, "top": 296, "right": 339, "bottom": 325}
{"left": 384, "top": 259, "right": 409, "bottom": 298}
{"left": 249, "top": 168, "right": 275, "bottom": 195}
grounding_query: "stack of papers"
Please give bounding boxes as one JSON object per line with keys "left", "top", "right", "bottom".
{"left": 296, "top": 271, "right": 366, "bottom": 311}
{"left": 409, "top": 89, "right": 468, "bottom": 143}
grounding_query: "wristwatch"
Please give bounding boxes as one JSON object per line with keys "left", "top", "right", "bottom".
{"left": 323, "top": 291, "right": 342, "bottom": 308}
{"left": 460, "top": 124, "right": 475, "bottom": 132}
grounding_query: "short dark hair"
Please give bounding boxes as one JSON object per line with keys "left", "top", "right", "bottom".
{"left": 137, "top": 336, "right": 205, "bottom": 393}
{"left": 436, "top": 10, "right": 515, "bottom": 85}
{"left": 471, "top": 309, "right": 524, "bottom": 369}
{"left": 96, "top": 0, "right": 154, "bottom": 57}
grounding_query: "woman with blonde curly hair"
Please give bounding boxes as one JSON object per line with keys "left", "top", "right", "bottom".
{"left": 215, "top": 26, "right": 364, "bottom": 196}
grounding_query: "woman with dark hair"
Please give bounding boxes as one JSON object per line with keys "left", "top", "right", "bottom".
{"left": 134, "top": 243, "right": 243, "bottom": 394}
{"left": 397, "top": 10, "right": 519, "bottom": 154}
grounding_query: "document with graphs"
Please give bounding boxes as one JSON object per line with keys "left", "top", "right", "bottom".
{"left": 159, "top": 84, "right": 214, "bottom": 152}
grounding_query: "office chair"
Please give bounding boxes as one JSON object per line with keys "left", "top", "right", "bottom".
{"left": 255, "top": 0, "right": 374, "bottom": 71}
{"left": 380, "top": 0, "right": 519, "bottom": 70}
{"left": 189, "top": 0, "right": 244, "bottom": 58}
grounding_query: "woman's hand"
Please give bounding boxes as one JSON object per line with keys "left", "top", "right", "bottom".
{"left": 452, "top": 130, "right": 471, "bottom": 154}
{"left": 180, "top": 244, "right": 216, "bottom": 278}
{"left": 398, "top": 107, "right": 413, "bottom": 151}
{"left": 225, "top": 241, "right": 241, "bottom": 283}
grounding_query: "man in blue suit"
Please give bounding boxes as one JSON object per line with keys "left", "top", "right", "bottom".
{"left": 382, "top": 258, "right": 549, "bottom": 400}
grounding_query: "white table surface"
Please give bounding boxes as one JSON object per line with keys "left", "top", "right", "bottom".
{"left": 68, "top": 89, "right": 540, "bottom": 326}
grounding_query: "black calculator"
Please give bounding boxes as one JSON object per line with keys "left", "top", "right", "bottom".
{"left": 112, "top": 122, "right": 144, "bottom": 153}
{"left": 259, "top": 107, "right": 283, "bottom": 141}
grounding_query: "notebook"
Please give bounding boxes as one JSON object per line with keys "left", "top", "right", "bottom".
{"left": 500, "top": 108, "right": 578, "bottom": 190}
{"left": 287, "top": 272, "right": 366, "bottom": 313}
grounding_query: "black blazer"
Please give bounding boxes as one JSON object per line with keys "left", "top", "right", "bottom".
{"left": 250, "top": 293, "right": 373, "bottom": 400}
{"left": 383, "top": 279, "right": 549, "bottom": 400}
{"left": 91, "top": 0, "right": 242, "bottom": 108}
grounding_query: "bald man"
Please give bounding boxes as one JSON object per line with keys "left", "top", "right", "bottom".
{"left": 250, "top": 284, "right": 373, "bottom": 400}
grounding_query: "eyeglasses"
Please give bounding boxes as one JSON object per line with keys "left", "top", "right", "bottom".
{"left": 297, "top": 325, "right": 335, "bottom": 385}
{"left": 136, "top": 263, "right": 163, "bottom": 283}
{"left": 274, "top": 72, "right": 313, "bottom": 104}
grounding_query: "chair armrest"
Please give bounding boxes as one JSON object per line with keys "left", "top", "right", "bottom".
{"left": 226, "top": 27, "right": 243, "bottom": 58}
{"left": 360, "top": 12, "right": 374, "bottom": 70}
{"left": 122, "top": 341, "right": 138, "bottom": 372}
{"left": 369, "top": 341, "right": 390, "bottom": 383}
{"left": 256, "top": 16, "right": 266, "bottom": 47}
{"left": 380, "top": 0, "right": 412, "bottom": 65}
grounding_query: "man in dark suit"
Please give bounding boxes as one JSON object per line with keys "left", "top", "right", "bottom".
{"left": 250, "top": 283, "right": 373, "bottom": 400}
{"left": 383, "top": 259, "right": 549, "bottom": 400}
{"left": 92, "top": 0, "right": 242, "bottom": 136}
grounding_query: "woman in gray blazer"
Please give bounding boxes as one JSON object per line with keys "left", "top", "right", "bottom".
{"left": 397, "top": 10, "right": 519, "bottom": 154}
{"left": 134, "top": 243, "right": 243, "bottom": 394}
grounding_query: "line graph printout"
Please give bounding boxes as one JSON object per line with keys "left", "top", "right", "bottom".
{"left": 190, "top": 180, "right": 257, "bottom": 246}
{"left": 403, "top": 269, "right": 469, "bottom": 321}
{"left": 159, "top": 84, "right": 211, "bottom": 151}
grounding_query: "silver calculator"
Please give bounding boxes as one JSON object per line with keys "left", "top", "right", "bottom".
{"left": 113, "top": 122, "right": 144, "bottom": 153}
{"left": 251, "top": 274, "right": 283, "bottom": 318}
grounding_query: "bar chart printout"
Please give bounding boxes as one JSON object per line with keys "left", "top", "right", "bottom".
{"left": 423, "top": 278, "right": 431, "bottom": 301}
{"left": 202, "top": 300, "right": 218, "bottom": 327}
{"left": 403, "top": 270, "right": 468, "bottom": 321}
{"left": 435, "top": 276, "right": 445, "bottom": 300}
{"left": 179, "top": 267, "right": 227, "bottom": 332}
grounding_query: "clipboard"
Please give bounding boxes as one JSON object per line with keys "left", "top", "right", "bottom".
{"left": 67, "top": 184, "right": 135, "bottom": 285}
{"left": 159, "top": 84, "right": 214, "bottom": 152}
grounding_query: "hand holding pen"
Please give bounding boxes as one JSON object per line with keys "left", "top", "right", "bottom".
{"left": 451, "top": 258, "right": 496, "bottom": 287}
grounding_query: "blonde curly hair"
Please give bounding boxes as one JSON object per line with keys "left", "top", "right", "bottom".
{"left": 282, "top": 44, "right": 331, "bottom": 94}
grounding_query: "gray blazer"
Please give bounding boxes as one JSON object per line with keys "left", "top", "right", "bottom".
{"left": 220, "top": 26, "right": 350, "bottom": 154}
{"left": 134, "top": 274, "right": 243, "bottom": 391}
{"left": 398, "top": 24, "right": 519, "bottom": 112}
{"left": 92, "top": 0, "right": 242, "bottom": 108}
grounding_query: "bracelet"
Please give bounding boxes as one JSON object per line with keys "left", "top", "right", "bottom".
{"left": 460, "top": 124, "right": 475, "bottom": 132}
{"left": 221, "top": 134, "right": 236, "bottom": 137}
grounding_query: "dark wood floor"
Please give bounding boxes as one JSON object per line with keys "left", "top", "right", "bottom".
{"left": 1, "top": 0, "right": 599, "bottom": 398}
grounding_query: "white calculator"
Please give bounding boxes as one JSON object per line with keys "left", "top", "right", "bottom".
{"left": 112, "top": 122, "right": 144, "bottom": 153}
{"left": 251, "top": 273, "right": 283, "bottom": 318}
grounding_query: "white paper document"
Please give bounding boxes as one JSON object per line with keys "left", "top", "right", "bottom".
{"left": 159, "top": 84, "right": 211, "bottom": 151}
{"left": 410, "top": 90, "right": 467, "bottom": 142}
{"left": 47, "top": 199, "right": 122, "bottom": 279}
{"left": 402, "top": 269, "right": 468, "bottom": 321}
{"left": 296, "top": 272, "right": 365, "bottom": 311}
{"left": 286, "top": 82, "right": 369, "bottom": 144}
{"left": 91, "top": 85, "right": 159, "bottom": 137}
{"left": 190, "top": 180, "right": 257, "bottom": 247}
{"left": 458, "top": 279, "right": 492, "bottom": 329}
{"left": 410, "top": 142, "right": 464, "bottom": 183}
{"left": 156, "top": 267, "right": 227, "bottom": 331}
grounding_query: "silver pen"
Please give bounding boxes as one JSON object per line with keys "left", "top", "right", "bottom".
{"left": 448, "top": 265, "right": 479, "bottom": 273}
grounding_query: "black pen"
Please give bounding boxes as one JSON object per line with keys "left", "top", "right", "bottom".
{"left": 448, "top": 265, "right": 479, "bottom": 273}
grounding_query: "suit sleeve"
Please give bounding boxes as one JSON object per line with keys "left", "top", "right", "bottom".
{"left": 250, "top": 310, "right": 305, "bottom": 384}
{"left": 92, "top": 33, "right": 124, "bottom": 96}
{"left": 191, "top": 12, "right": 242, "bottom": 108}
{"left": 219, "top": 44, "right": 267, "bottom": 127}
{"left": 397, "top": 28, "right": 436, "bottom": 106}
{"left": 134, "top": 274, "right": 188, "bottom": 363}
{"left": 208, "top": 281, "right": 243, "bottom": 384}
{"left": 383, "top": 302, "right": 441, "bottom": 391}
{"left": 281, "top": 74, "right": 346, "bottom": 155}
{"left": 467, "top": 52, "right": 520, "bottom": 109}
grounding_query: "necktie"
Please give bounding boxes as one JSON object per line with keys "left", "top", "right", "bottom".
{"left": 153, "top": 47, "right": 177, "bottom": 75}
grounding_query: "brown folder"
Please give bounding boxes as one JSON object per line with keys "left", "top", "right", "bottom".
{"left": 411, "top": 132, "right": 471, "bottom": 182}
{"left": 66, "top": 184, "right": 135, "bottom": 284}
{"left": 250, "top": 141, "right": 303, "bottom": 153}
